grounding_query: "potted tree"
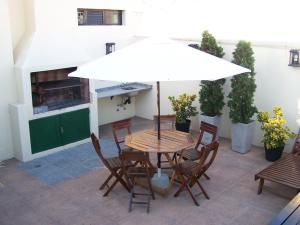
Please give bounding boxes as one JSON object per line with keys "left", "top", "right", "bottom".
{"left": 227, "top": 41, "right": 257, "bottom": 153}
{"left": 257, "top": 107, "right": 296, "bottom": 161}
{"left": 198, "top": 31, "right": 225, "bottom": 139}
{"left": 168, "top": 93, "right": 198, "bottom": 133}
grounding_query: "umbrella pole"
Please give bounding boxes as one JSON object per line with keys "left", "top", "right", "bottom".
{"left": 157, "top": 81, "right": 161, "bottom": 140}
{"left": 157, "top": 81, "right": 162, "bottom": 177}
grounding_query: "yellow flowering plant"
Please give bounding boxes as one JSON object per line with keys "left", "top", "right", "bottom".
{"left": 257, "top": 107, "right": 295, "bottom": 149}
{"left": 168, "top": 93, "right": 198, "bottom": 124}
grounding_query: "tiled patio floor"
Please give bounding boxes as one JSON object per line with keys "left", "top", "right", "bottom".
{"left": 0, "top": 117, "right": 297, "bottom": 225}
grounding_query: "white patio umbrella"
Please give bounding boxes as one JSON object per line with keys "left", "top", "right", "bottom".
{"left": 69, "top": 36, "right": 250, "bottom": 176}
{"left": 70, "top": 36, "right": 249, "bottom": 136}
{"left": 70, "top": 36, "right": 249, "bottom": 82}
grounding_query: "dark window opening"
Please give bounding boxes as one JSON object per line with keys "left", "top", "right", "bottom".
{"left": 78, "top": 9, "right": 123, "bottom": 26}
{"left": 31, "top": 67, "right": 90, "bottom": 114}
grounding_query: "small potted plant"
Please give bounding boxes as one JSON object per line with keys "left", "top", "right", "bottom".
{"left": 257, "top": 106, "right": 296, "bottom": 162}
{"left": 168, "top": 93, "right": 198, "bottom": 133}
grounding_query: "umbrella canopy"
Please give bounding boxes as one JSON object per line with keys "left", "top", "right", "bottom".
{"left": 69, "top": 36, "right": 250, "bottom": 82}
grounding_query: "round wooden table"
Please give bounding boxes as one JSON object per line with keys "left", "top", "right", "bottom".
{"left": 125, "top": 129, "right": 194, "bottom": 195}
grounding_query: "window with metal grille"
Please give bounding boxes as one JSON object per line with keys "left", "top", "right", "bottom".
{"left": 77, "top": 9, "right": 123, "bottom": 26}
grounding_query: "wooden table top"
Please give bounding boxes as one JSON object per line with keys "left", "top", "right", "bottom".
{"left": 125, "top": 129, "right": 194, "bottom": 153}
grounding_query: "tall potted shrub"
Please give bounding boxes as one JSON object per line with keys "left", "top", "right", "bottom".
{"left": 198, "top": 31, "right": 225, "bottom": 139}
{"left": 228, "top": 41, "right": 257, "bottom": 153}
{"left": 257, "top": 107, "right": 295, "bottom": 161}
{"left": 168, "top": 93, "right": 198, "bottom": 133}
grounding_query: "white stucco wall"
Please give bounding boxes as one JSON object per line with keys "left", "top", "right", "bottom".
{"left": 98, "top": 96, "right": 136, "bottom": 125}
{"left": 7, "top": 0, "right": 26, "bottom": 51}
{"left": 0, "top": 0, "right": 18, "bottom": 160}
{"left": 219, "top": 41, "right": 300, "bottom": 152}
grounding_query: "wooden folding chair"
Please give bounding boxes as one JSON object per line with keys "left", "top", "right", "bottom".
{"left": 112, "top": 118, "right": 134, "bottom": 156}
{"left": 181, "top": 121, "right": 217, "bottom": 161}
{"left": 91, "top": 133, "right": 130, "bottom": 196}
{"left": 153, "top": 114, "right": 176, "bottom": 131}
{"left": 173, "top": 141, "right": 219, "bottom": 206}
{"left": 120, "top": 151, "right": 155, "bottom": 213}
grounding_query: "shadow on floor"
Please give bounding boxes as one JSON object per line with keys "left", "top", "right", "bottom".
{"left": 18, "top": 138, "right": 118, "bottom": 186}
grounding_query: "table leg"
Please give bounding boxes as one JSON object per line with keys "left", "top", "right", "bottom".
{"left": 257, "top": 178, "right": 264, "bottom": 195}
{"left": 163, "top": 153, "right": 176, "bottom": 192}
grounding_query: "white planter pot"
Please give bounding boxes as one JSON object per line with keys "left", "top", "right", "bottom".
{"left": 198, "top": 114, "right": 221, "bottom": 143}
{"left": 231, "top": 121, "right": 255, "bottom": 154}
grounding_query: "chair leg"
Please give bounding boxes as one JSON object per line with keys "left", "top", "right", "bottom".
{"left": 196, "top": 179, "right": 210, "bottom": 199}
{"left": 203, "top": 173, "right": 210, "bottom": 180}
{"left": 103, "top": 178, "right": 118, "bottom": 196}
{"left": 185, "top": 183, "right": 200, "bottom": 206}
{"left": 103, "top": 172, "right": 129, "bottom": 196}
{"left": 114, "top": 171, "right": 130, "bottom": 192}
{"left": 129, "top": 189, "right": 133, "bottom": 212}
{"left": 174, "top": 174, "right": 186, "bottom": 197}
{"left": 172, "top": 153, "right": 177, "bottom": 164}
{"left": 117, "top": 176, "right": 130, "bottom": 192}
{"left": 147, "top": 175, "right": 155, "bottom": 200}
{"left": 99, "top": 174, "right": 113, "bottom": 190}
{"left": 147, "top": 195, "right": 151, "bottom": 213}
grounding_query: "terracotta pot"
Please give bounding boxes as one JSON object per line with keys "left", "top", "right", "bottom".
{"left": 175, "top": 119, "right": 191, "bottom": 133}
{"left": 265, "top": 145, "right": 284, "bottom": 162}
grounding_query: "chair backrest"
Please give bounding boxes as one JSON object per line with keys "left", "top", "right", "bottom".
{"left": 292, "top": 128, "right": 300, "bottom": 155}
{"left": 120, "top": 151, "right": 154, "bottom": 178}
{"left": 194, "top": 121, "right": 218, "bottom": 150}
{"left": 112, "top": 118, "right": 132, "bottom": 155}
{"left": 153, "top": 114, "right": 176, "bottom": 130}
{"left": 202, "top": 140, "right": 219, "bottom": 173}
{"left": 90, "top": 133, "right": 111, "bottom": 170}
{"left": 191, "top": 141, "right": 219, "bottom": 176}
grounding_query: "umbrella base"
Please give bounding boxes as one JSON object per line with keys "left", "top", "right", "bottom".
{"left": 151, "top": 172, "right": 170, "bottom": 189}
{"left": 135, "top": 175, "right": 171, "bottom": 197}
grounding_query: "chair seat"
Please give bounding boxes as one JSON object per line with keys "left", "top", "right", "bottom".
{"left": 181, "top": 148, "right": 201, "bottom": 161}
{"left": 106, "top": 157, "right": 122, "bottom": 169}
{"left": 173, "top": 160, "right": 200, "bottom": 176}
{"left": 107, "top": 157, "right": 133, "bottom": 169}
{"left": 127, "top": 167, "right": 155, "bottom": 177}
{"left": 123, "top": 147, "right": 139, "bottom": 153}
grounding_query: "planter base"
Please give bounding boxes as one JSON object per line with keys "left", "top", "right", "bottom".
{"left": 265, "top": 146, "right": 284, "bottom": 162}
{"left": 175, "top": 120, "right": 191, "bottom": 133}
{"left": 231, "top": 121, "right": 255, "bottom": 154}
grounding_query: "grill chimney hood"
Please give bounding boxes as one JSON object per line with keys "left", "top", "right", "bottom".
{"left": 15, "top": 31, "right": 91, "bottom": 72}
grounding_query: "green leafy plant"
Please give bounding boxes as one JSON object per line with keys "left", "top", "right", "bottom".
{"left": 257, "top": 106, "right": 296, "bottom": 149}
{"left": 200, "top": 30, "right": 225, "bottom": 58}
{"left": 257, "top": 107, "right": 296, "bottom": 149}
{"left": 227, "top": 41, "right": 257, "bottom": 123}
{"left": 168, "top": 93, "right": 198, "bottom": 123}
{"left": 198, "top": 31, "right": 225, "bottom": 116}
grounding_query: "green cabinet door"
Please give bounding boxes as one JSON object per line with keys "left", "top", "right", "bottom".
{"left": 60, "top": 108, "right": 90, "bottom": 145}
{"left": 29, "top": 115, "right": 62, "bottom": 154}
